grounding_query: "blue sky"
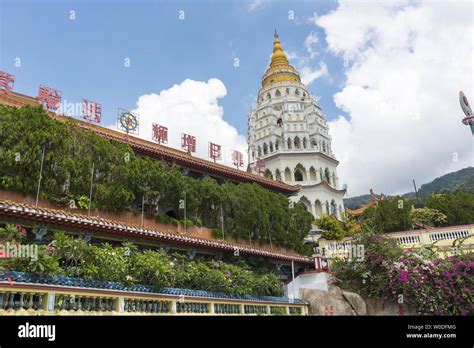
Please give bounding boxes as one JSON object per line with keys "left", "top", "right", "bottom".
{"left": 0, "top": 0, "right": 344, "bottom": 135}
{"left": 2, "top": 0, "right": 472, "bottom": 196}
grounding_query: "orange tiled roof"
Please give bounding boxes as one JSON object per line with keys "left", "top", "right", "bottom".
{"left": 0, "top": 200, "right": 313, "bottom": 264}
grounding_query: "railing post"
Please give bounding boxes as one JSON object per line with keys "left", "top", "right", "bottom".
{"left": 117, "top": 297, "right": 124, "bottom": 313}
{"left": 47, "top": 292, "right": 55, "bottom": 311}
{"left": 209, "top": 302, "right": 214, "bottom": 314}
{"left": 171, "top": 300, "right": 177, "bottom": 314}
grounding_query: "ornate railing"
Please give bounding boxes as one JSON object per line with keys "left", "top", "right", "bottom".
{"left": 318, "top": 225, "right": 474, "bottom": 259}
{"left": 0, "top": 272, "right": 308, "bottom": 316}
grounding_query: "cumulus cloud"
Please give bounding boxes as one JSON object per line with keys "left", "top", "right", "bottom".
{"left": 315, "top": 0, "right": 473, "bottom": 196}
{"left": 129, "top": 78, "right": 248, "bottom": 168}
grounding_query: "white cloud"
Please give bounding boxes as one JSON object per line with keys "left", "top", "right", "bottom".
{"left": 128, "top": 78, "right": 248, "bottom": 168}
{"left": 304, "top": 31, "right": 319, "bottom": 59}
{"left": 300, "top": 61, "right": 329, "bottom": 86}
{"left": 315, "top": 0, "right": 473, "bottom": 196}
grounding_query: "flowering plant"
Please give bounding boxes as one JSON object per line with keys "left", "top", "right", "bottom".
{"left": 331, "top": 233, "right": 473, "bottom": 315}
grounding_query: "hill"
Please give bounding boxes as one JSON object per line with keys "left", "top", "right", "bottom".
{"left": 344, "top": 167, "right": 474, "bottom": 209}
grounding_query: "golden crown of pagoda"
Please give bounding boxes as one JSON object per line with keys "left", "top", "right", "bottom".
{"left": 262, "top": 30, "right": 301, "bottom": 87}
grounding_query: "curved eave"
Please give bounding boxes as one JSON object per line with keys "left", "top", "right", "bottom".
{"left": 262, "top": 151, "right": 339, "bottom": 165}
{"left": 303, "top": 180, "right": 346, "bottom": 194}
{"left": 0, "top": 200, "right": 313, "bottom": 265}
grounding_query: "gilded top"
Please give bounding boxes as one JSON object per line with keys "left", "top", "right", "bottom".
{"left": 262, "top": 31, "right": 301, "bottom": 87}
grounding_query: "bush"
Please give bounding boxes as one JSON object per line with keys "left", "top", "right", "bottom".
{"left": 332, "top": 233, "right": 473, "bottom": 315}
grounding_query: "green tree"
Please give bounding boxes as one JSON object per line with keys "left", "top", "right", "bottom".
{"left": 410, "top": 207, "right": 448, "bottom": 228}
{"left": 360, "top": 197, "right": 412, "bottom": 233}
{"left": 426, "top": 192, "right": 474, "bottom": 225}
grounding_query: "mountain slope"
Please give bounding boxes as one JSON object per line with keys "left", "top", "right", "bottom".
{"left": 344, "top": 167, "right": 474, "bottom": 209}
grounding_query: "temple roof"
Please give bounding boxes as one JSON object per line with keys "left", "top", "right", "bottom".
{"left": 0, "top": 200, "right": 313, "bottom": 264}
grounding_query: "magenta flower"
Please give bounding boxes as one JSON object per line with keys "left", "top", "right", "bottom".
{"left": 398, "top": 270, "right": 409, "bottom": 283}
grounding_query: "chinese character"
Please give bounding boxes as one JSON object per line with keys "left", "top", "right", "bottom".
{"left": 181, "top": 133, "right": 196, "bottom": 154}
{"left": 254, "top": 158, "right": 265, "bottom": 175}
{"left": 232, "top": 150, "right": 244, "bottom": 169}
{"left": 37, "top": 85, "right": 62, "bottom": 111}
{"left": 82, "top": 99, "right": 102, "bottom": 123}
{"left": 208, "top": 142, "right": 221, "bottom": 162}
{"left": 0, "top": 71, "right": 14, "bottom": 94}
{"left": 152, "top": 123, "right": 168, "bottom": 144}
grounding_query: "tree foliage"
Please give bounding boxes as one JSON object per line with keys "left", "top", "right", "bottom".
{"left": 426, "top": 192, "right": 474, "bottom": 226}
{"left": 359, "top": 197, "right": 412, "bottom": 233}
{"left": 410, "top": 207, "right": 448, "bottom": 228}
{"left": 0, "top": 105, "right": 312, "bottom": 252}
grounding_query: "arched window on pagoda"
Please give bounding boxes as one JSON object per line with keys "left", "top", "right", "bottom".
{"left": 309, "top": 167, "right": 317, "bottom": 181}
{"left": 294, "top": 137, "right": 301, "bottom": 149}
{"left": 286, "top": 88, "right": 290, "bottom": 95}
{"left": 325, "top": 167, "right": 331, "bottom": 183}
{"left": 275, "top": 89, "right": 281, "bottom": 97}
{"left": 257, "top": 146, "right": 262, "bottom": 157}
{"left": 287, "top": 138, "right": 292, "bottom": 149}
{"left": 295, "top": 89, "right": 300, "bottom": 96}
{"left": 277, "top": 118, "right": 283, "bottom": 127}
{"left": 314, "top": 200, "right": 323, "bottom": 216}
{"left": 325, "top": 201, "right": 330, "bottom": 214}
{"left": 294, "top": 164, "right": 306, "bottom": 182}
{"left": 264, "top": 169, "right": 273, "bottom": 179}
{"left": 263, "top": 143, "right": 268, "bottom": 155}
{"left": 331, "top": 200, "right": 337, "bottom": 217}
{"left": 299, "top": 196, "right": 311, "bottom": 212}
{"left": 266, "top": 93, "right": 271, "bottom": 100}
{"left": 275, "top": 140, "right": 279, "bottom": 150}
{"left": 275, "top": 169, "right": 282, "bottom": 180}
{"left": 302, "top": 138, "right": 307, "bottom": 149}
{"left": 284, "top": 168, "right": 292, "bottom": 182}
{"left": 269, "top": 141, "right": 274, "bottom": 153}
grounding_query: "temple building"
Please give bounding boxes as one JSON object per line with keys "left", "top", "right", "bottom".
{"left": 248, "top": 32, "right": 346, "bottom": 220}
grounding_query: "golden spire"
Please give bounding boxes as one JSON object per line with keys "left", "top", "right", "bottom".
{"left": 262, "top": 31, "right": 301, "bottom": 87}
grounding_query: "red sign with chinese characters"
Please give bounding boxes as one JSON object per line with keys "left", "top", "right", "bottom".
{"left": 254, "top": 158, "right": 265, "bottom": 175}
{"left": 181, "top": 133, "right": 196, "bottom": 154}
{"left": 231, "top": 150, "right": 244, "bottom": 169}
{"left": 82, "top": 99, "right": 102, "bottom": 123}
{"left": 152, "top": 123, "right": 168, "bottom": 144}
{"left": 0, "top": 71, "right": 14, "bottom": 94}
{"left": 208, "top": 142, "right": 222, "bottom": 162}
{"left": 37, "top": 85, "right": 62, "bottom": 111}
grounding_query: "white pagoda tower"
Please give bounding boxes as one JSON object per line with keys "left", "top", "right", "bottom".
{"left": 248, "top": 31, "right": 346, "bottom": 220}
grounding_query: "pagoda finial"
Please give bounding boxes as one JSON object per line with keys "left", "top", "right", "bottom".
{"left": 274, "top": 29, "right": 278, "bottom": 38}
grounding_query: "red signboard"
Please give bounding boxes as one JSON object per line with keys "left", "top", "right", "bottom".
{"left": 82, "top": 99, "right": 102, "bottom": 123}
{"left": 37, "top": 85, "right": 62, "bottom": 111}
{"left": 181, "top": 133, "right": 196, "bottom": 154}
{"left": 208, "top": 142, "right": 221, "bottom": 162}
{"left": 314, "top": 256, "right": 329, "bottom": 272}
{"left": 254, "top": 158, "right": 265, "bottom": 175}
{"left": 152, "top": 123, "right": 168, "bottom": 144}
{"left": 0, "top": 71, "right": 14, "bottom": 94}
{"left": 231, "top": 150, "right": 244, "bottom": 169}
